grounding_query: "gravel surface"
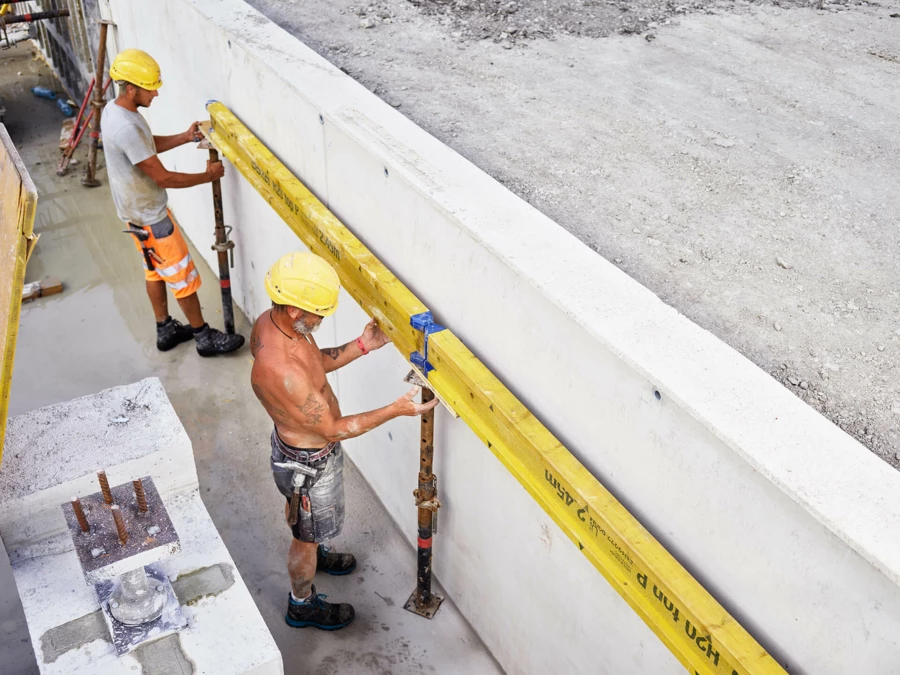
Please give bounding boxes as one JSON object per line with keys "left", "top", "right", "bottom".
{"left": 246, "top": 0, "right": 900, "bottom": 465}
{"left": 408, "top": 0, "right": 812, "bottom": 42}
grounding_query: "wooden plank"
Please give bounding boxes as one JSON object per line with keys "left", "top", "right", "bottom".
{"left": 21, "top": 275, "right": 63, "bottom": 303}
{"left": 0, "top": 124, "right": 38, "bottom": 463}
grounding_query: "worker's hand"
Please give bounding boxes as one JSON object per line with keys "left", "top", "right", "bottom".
{"left": 392, "top": 386, "right": 439, "bottom": 417}
{"left": 186, "top": 121, "right": 203, "bottom": 143}
{"left": 206, "top": 159, "right": 225, "bottom": 182}
{"left": 359, "top": 319, "right": 390, "bottom": 352}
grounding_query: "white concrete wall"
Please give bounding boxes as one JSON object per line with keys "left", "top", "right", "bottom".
{"left": 106, "top": 1, "right": 900, "bottom": 673}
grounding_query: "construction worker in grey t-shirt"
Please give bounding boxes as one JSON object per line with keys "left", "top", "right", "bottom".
{"left": 101, "top": 48, "right": 244, "bottom": 356}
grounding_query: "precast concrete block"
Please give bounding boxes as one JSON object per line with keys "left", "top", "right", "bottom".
{"left": 0, "top": 378, "right": 282, "bottom": 674}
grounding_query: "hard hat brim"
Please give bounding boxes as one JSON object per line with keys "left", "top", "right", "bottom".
{"left": 112, "top": 77, "right": 163, "bottom": 91}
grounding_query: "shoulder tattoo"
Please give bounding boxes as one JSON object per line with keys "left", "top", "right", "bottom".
{"left": 250, "top": 332, "right": 263, "bottom": 357}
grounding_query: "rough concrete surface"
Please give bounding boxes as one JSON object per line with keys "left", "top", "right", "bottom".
{"left": 0, "top": 45, "right": 500, "bottom": 675}
{"left": 172, "top": 563, "right": 235, "bottom": 605}
{"left": 132, "top": 634, "right": 195, "bottom": 675}
{"left": 0, "top": 377, "right": 197, "bottom": 560}
{"left": 39, "top": 611, "right": 108, "bottom": 664}
{"left": 244, "top": 0, "right": 900, "bottom": 463}
{"left": 1, "top": 379, "right": 185, "bottom": 502}
{"left": 37, "top": 563, "right": 234, "bottom": 666}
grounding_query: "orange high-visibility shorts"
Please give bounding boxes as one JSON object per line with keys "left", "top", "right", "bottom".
{"left": 131, "top": 211, "right": 201, "bottom": 299}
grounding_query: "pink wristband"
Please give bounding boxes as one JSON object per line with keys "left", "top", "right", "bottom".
{"left": 356, "top": 337, "right": 369, "bottom": 355}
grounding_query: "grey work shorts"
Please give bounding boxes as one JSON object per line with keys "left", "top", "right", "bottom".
{"left": 270, "top": 431, "right": 345, "bottom": 543}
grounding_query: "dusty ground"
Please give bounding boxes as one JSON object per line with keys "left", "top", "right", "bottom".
{"left": 246, "top": 0, "right": 900, "bottom": 463}
{"left": 408, "top": 0, "right": 813, "bottom": 42}
{"left": 0, "top": 45, "right": 500, "bottom": 675}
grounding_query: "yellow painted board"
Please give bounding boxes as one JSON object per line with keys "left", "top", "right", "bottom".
{"left": 205, "top": 103, "right": 428, "bottom": 361}
{"left": 0, "top": 125, "right": 38, "bottom": 464}
{"left": 201, "top": 103, "right": 786, "bottom": 674}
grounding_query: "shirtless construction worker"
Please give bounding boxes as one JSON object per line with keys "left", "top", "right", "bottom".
{"left": 102, "top": 49, "right": 244, "bottom": 356}
{"left": 250, "top": 252, "right": 439, "bottom": 630}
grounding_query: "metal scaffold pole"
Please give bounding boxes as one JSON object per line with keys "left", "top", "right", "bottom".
{"left": 405, "top": 386, "right": 444, "bottom": 619}
{"left": 207, "top": 144, "right": 236, "bottom": 334}
{"left": 82, "top": 19, "right": 110, "bottom": 188}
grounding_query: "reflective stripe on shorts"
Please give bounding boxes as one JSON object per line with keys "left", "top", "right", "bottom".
{"left": 157, "top": 253, "right": 194, "bottom": 278}
{"left": 132, "top": 211, "right": 202, "bottom": 299}
{"left": 166, "top": 268, "right": 199, "bottom": 291}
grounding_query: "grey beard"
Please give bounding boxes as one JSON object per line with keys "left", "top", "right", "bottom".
{"left": 293, "top": 317, "right": 321, "bottom": 335}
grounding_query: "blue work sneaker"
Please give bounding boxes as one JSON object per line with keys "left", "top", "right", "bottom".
{"left": 317, "top": 545, "right": 357, "bottom": 576}
{"left": 285, "top": 586, "right": 355, "bottom": 630}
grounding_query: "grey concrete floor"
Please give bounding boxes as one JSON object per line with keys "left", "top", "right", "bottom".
{"left": 0, "top": 45, "right": 501, "bottom": 675}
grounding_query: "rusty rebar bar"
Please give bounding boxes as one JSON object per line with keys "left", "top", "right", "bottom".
{"left": 97, "top": 470, "right": 113, "bottom": 505}
{"left": 110, "top": 505, "right": 128, "bottom": 546}
{"left": 133, "top": 478, "right": 148, "bottom": 513}
{"left": 71, "top": 497, "right": 90, "bottom": 533}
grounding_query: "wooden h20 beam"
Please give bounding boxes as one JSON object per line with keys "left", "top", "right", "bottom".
{"left": 204, "top": 101, "right": 786, "bottom": 675}
{"left": 0, "top": 126, "right": 38, "bottom": 465}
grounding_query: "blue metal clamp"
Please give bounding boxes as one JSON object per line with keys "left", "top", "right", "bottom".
{"left": 409, "top": 311, "right": 446, "bottom": 377}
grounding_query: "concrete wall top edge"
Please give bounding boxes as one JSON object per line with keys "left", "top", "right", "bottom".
{"left": 181, "top": 0, "right": 900, "bottom": 582}
{"left": 0, "top": 378, "right": 188, "bottom": 501}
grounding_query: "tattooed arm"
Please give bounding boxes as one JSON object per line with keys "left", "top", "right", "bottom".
{"left": 319, "top": 341, "right": 360, "bottom": 374}
{"left": 289, "top": 384, "right": 437, "bottom": 443}
{"left": 319, "top": 319, "right": 391, "bottom": 373}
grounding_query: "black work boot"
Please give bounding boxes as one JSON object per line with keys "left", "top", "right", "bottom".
{"left": 156, "top": 317, "right": 194, "bottom": 352}
{"left": 193, "top": 323, "right": 245, "bottom": 357}
{"left": 317, "top": 545, "right": 357, "bottom": 576}
{"left": 285, "top": 585, "right": 355, "bottom": 630}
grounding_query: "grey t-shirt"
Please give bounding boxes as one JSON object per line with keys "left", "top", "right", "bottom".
{"left": 101, "top": 103, "right": 168, "bottom": 226}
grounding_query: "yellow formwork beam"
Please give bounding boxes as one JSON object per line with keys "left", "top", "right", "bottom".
{"left": 205, "top": 103, "right": 428, "bottom": 362}
{"left": 205, "top": 102, "right": 786, "bottom": 675}
{"left": 0, "top": 125, "right": 38, "bottom": 464}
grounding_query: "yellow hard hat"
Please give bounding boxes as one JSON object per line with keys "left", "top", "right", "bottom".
{"left": 265, "top": 252, "right": 340, "bottom": 317}
{"left": 109, "top": 49, "right": 162, "bottom": 90}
